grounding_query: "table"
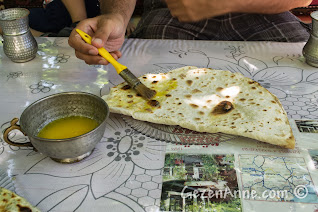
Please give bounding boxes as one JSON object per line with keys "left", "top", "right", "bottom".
{"left": 0, "top": 37, "right": 318, "bottom": 212}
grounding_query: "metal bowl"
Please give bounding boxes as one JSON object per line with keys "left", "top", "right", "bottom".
{"left": 3, "top": 92, "right": 109, "bottom": 163}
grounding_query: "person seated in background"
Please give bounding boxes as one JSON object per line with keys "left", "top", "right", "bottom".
{"left": 29, "top": 0, "right": 100, "bottom": 36}
{"left": 68, "top": 0, "right": 312, "bottom": 66}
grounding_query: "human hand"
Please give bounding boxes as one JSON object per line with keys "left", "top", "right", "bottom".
{"left": 165, "top": 0, "right": 232, "bottom": 22}
{"left": 68, "top": 14, "right": 126, "bottom": 65}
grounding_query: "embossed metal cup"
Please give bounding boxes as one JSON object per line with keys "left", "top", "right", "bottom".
{"left": 3, "top": 92, "right": 109, "bottom": 163}
{"left": 303, "top": 11, "right": 318, "bottom": 67}
{"left": 0, "top": 8, "right": 38, "bottom": 62}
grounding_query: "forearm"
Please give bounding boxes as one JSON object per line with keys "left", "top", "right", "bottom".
{"left": 100, "top": 0, "right": 137, "bottom": 26}
{"left": 231, "top": 0, "right": 312, "bottom": 14}
{"left": 61, "top": 0, "right": 87, "bottom": 23}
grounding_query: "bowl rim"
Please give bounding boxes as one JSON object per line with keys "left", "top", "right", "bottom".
{"left": 20, "top": 91, "right": 109, "bottom": 142}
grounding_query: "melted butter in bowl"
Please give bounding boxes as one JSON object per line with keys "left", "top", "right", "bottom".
{"left": 38, "top": 116, "right": 99, "bottom": 139}
{"left": 3, "top": 91, "right": 110, "bottom": 163}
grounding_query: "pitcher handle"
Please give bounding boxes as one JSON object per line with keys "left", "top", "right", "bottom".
{"left": 3, "top": 118, "right": 33, "bottom": 147}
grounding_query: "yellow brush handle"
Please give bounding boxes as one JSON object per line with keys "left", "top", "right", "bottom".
{"left": 76, "top": 29, "right": 127, "bottom": 74}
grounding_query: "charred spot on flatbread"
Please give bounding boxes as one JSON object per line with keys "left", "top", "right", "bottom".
{"left": 211, "top": 101, "right": 233, "bottom": 115}
{"left": 186, "top": 80, "right": 193, "bottom": 86}
{"left": 18, "top": 204, "right": 32, "bottom": 212}
{"left": 216, "top": 87, "right": 223, "bottom": 92}
{"left": 145, "top": 108, "right": 153, "bottom": 113}
{"left": 190, "top": 104, "right": 199, "bottom": 108}
{"left": 147, "top": 100, "right": 160, "bottom": 107}
{"left": 121, "top": 85, "right": 131, "bottom": 90}
{"left": 179, "top": 74, "right": 186, "bottom": 79}
{"left": 191, "top": 89, "right": 202, "bottom": 94}
{"left": 275, "top": 118, "right": 282, "bottom": 121}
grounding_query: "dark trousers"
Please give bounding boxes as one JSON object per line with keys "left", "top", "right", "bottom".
{"left": 29, "top": 0, "right": 100, "bottom": 33}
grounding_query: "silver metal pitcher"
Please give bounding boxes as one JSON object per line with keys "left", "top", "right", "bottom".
{"left": 0, "top": 8, "right": 38, "bottom": 63}
{"left": 303, "top": 11, "right": 318, "bottom": 67}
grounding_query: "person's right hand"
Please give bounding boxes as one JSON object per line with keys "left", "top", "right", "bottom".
{"left": 68, "top": 14, "right": 126, "bottom": 65}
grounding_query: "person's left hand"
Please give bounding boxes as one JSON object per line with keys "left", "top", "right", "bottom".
{"left": 165, "top": 0, "right": 233, "bottom": 22}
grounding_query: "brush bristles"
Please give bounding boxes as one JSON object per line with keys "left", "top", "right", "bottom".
{"left": 134, "top": 83, "right": 156, "bottom": 100}
{"left": 118, "top": 68, "right": 156, "bottom": 99}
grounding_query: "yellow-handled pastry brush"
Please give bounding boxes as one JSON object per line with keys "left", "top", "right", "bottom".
{"left": 76, "top": 29, "right": 156, "bottom": 100}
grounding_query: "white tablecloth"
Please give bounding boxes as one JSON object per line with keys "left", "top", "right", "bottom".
{"left": 0, "top": 37, "right": 318, "bottom": 212}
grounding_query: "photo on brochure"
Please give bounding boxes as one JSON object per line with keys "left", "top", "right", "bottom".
{"left": 295, "top": 120, "right": 318, "bottom": 133}
{"left": 309, "top": 149, "right": 318, "bottom": 169}
{"left": 160, "top": 153, "right": 241, "bottom": 212}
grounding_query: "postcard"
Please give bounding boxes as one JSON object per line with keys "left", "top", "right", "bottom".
{"left": 160, "top": 153, "right": 241, "bottom": 211}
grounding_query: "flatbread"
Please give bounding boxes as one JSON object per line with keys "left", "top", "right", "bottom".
{"left": 0, "top": 187, "right": 40, "bottom": 212}
{"left": 103, "top": 66, "right": 295, "bottom": 149}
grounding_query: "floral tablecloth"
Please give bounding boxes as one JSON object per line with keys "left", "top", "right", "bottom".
{"left": 0, "top": 37, "right": 318, "bottom": 212}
